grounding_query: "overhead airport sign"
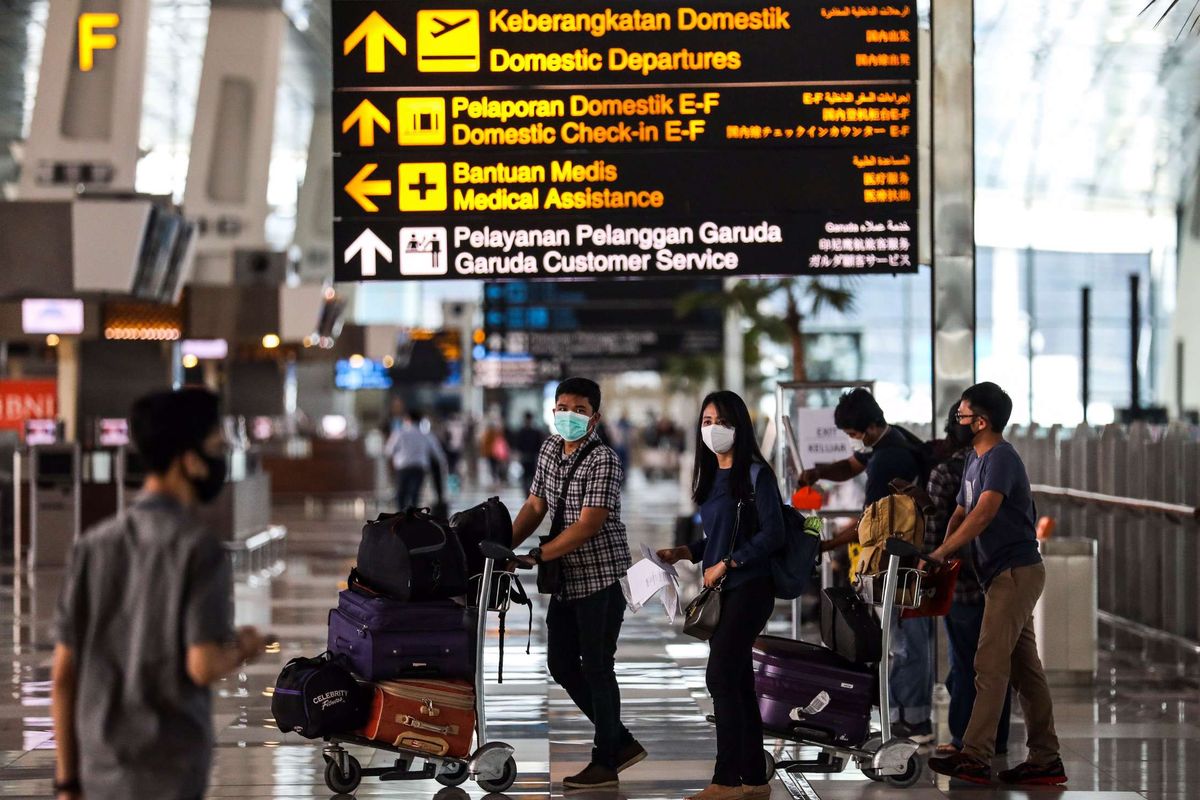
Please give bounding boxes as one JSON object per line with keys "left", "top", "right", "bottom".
{"left": 331, "top": 0, "right": 919, "bottom": 282}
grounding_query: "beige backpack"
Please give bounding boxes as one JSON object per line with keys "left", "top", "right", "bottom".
{"left": 855, "top": 479, "right": 934, "bottom": 578}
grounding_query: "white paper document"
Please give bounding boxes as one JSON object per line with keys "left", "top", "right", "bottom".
{"left": 622, "top": 548, "right": 681, "bottom": 622}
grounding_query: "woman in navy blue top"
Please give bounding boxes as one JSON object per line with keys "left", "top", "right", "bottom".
{"left": 659, "top": 391, "right": 784, "bottom": 800}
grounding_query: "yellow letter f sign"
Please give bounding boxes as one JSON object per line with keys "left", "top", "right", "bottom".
{"left": 79, "top": 12, "right": 120, "bottom": 72}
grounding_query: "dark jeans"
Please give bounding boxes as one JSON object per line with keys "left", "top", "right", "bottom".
{"left": 707, "top": 577, "right": 775, "bottom": 787}
{"left": 395, "top": 466, "right": 425, "bottom": 510}
{"left": 546, "top": 582, "right": 633, "bottom": 769}
{"left": 945, "top": 600, "right": 1012, "bottom": 751}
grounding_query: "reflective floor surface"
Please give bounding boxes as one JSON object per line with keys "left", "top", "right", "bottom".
{"left": 0, "top": 477, "right": 1196, "bottom": 799}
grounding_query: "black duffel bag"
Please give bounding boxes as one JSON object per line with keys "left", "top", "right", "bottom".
{"left": 357, "top": 508, "right": 468, "bottom": 601}
{"left": 271, "top": 653, "right": 368, "bottom": 739}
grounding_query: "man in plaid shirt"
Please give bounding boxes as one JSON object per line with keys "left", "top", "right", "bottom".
{"left": 512, "top": 378, "right": 642, "bottom": 790}
{"left": 927, "top": 406, "right": 1012, "bottom": 757}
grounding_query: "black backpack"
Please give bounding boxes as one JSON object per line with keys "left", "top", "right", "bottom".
{"left": 450, "top": 496, "right": 514, "bottom": 579}
{"left": 357, "top": 508, "right": 468, "bottom": 601}
{"left": 271, "top": 653, "right": 369, "bottom": 739}
{"left": 887, "top": 425, "right": 937, "bottom": 489}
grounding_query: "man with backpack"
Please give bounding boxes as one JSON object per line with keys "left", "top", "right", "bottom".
{"left": 797, "top": 388, "right": 935, "bottom": 742}
{"left": 510, "top": 377, "right": 644, "bottom": 790}
{"left": 52, "top": 389, "right": 268, "bottom": 800}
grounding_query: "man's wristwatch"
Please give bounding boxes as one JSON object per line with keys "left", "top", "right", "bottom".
{"left": 721, "top": 556, "right": 733, "bottom": 569}
{"left": 529, "top": 547, "right": 544, "bottom": 564}
{"left": 53, "top": 778, "right": 82, "bottom": 793}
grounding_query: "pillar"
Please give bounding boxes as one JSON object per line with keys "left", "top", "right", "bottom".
{"left": 183, "top": 0, "right": 285, "bottom": 284}
{"left": 17, "top": 0, "right": 152, "bottom": 199}
{"left": 930, "top": 0, "right": 976, "bottom": 418}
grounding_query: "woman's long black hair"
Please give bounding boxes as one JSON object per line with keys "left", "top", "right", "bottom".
{"left": 692, "top": 390, "right": 773, "bottom": 505}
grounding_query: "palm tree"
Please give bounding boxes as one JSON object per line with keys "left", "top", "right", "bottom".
{"left": 1140, "top": 0, "right": 1200, "bottom": 37}
{"left": 677, "top": 278, "right": 856, "bottom": 383}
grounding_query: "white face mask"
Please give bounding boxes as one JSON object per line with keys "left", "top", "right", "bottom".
{"left": 702, "top": 424, "right": 736, "bottom": 454}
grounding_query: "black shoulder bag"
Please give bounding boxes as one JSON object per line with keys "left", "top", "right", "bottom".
{"left": 536, "top": 440, "right": 601, "bottom": 595}
{"left": 683, "top": 494, "right": 749, "bottom": 641}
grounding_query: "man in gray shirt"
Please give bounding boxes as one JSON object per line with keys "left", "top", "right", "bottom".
{"left": 52, "top": 389, "right": 267, "bottom": 800}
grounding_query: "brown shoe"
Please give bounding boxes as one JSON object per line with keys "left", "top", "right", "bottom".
{"left": 742, "top": 783, "right": 772, "bottom": 799}
{"left": 686, "top": 784, "right": 744, "bottom": 800}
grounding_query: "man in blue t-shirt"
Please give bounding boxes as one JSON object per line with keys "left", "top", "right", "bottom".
{"left": 797, "top": 388, "right": 932, "bottom": 742}
{"left": 927, "top": 382, "right": 1066, "bottom": 787}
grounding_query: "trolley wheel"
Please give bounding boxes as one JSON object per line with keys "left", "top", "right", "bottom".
{"left": 435, "top": 760, "right": 470, "bottom": 787}
{"left": 763, "top": 750, "right": 777, "bottom": 775}
{"left": 476, "top": 755, "right": 517, "bottom": 793}
{"left": 883, "top": 755, "right": 922, "bottom": 788}
{"left": 325, "top": 755, "right": 363, "bottom": 794}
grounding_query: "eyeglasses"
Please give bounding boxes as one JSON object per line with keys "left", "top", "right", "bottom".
{"left": 954, "top": 413, "right": 983, "bottom": 423}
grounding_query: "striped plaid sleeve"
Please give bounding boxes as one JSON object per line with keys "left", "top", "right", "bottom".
{"left": 581, "top": 447, "right": 623, "bottom": 511}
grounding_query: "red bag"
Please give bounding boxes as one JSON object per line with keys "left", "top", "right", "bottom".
{"left": 901, "top": 560, "right": 961, "bottom": 619}
{"left": 358, "top": 679, "right": 476, "bottom": 758}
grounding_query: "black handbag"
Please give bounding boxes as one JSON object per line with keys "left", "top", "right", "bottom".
{"left": 683, "top": 494, "right": 748, "bottom": 641}
{"left": 536, "top": 441, "right": 600, "bottom": 595}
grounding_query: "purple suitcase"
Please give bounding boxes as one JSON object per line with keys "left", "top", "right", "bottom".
{"left": 327, "top": 590, "right": 472, "bottom": 681}
{"left": 752, "top": 635, "right": 874, "bottom": 748}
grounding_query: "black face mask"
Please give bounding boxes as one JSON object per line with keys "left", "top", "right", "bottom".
{"left": 190, "top": 450, "right": 228, "bottom": 504}
{"left": 950, "top": 421, "right": 976, "bottom": 447}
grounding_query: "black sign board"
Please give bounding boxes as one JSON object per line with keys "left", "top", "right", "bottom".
{"left": 331, "top": 0, "right": 919, "bottom": 282}
{"left": 481, "top": 279, "right": 724, "bottom": 381}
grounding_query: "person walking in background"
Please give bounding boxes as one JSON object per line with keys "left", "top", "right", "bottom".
{"left": 385, "top": 410, "right": 431, "bottom": 509}
{"left": 658, "top": 391, "right": 785, "bottom": 800}
{"left": 480, "top": 418, "right": 510, "bottom": 486}
{"left": 797, "top": 388, "right": 934, "bottom": 742}
{"left": 927, "top": 405, "right": 1013, "bottom": 758}
{"left": 52, "top": 389, "right": 267, "bottom": 800}
{"left": 927, "top": 382, "right": 1067, "bottom": 786}
{"left": 414, "top": 411, "right": 449, "bottom": 513}
{"left": 514, "top": 411, "right": 547, "bottom": 495}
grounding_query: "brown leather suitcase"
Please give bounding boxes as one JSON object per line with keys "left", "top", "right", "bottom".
{"left": 357, "top": 679, "right": 476, "bottom": 758}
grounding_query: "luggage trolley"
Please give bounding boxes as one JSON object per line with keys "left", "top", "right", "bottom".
{"left": 758, "top": 537, "right": 948, "bottom": 788}
{"left": 321, "top": 545, "right": 520, "bottom": 794}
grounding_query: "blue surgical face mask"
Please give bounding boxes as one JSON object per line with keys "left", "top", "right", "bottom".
{"left": 554, "top": 410, "right": 591, "bottom": 442}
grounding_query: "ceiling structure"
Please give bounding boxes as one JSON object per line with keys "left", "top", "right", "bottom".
{"left": 1, "top": 1, "right": 1199, "bottom": 235}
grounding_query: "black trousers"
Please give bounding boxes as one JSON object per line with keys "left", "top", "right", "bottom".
{"left": 395, "top": 466, "right": 425, "bottom": 509}
{"left": 707, "top": 577, "right": 775, "bottom": 787}
{"left": 546, "top": 582, "right": 634, "bottom": 769}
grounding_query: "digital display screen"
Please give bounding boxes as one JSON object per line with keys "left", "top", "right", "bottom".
{"left": 335, "top": 359, "right": 394, "bottom": 390}
{"left": 24, "top": 419, "right": 58, "bottom": 446}
{"left": 97, "top": 418, "right": 130, "bottom": 447}
{"left": 180, "top": 339, "right": 229, "bottom": 359}
{"left": 22, "top": 299, "right": 85, "bottom": 335}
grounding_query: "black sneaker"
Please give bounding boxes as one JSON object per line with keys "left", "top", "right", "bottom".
{"left": 927, "top": 752, "right": 992, "bottom": 785}
{"left": 564, "top": 763, "right": 620, "bottom": 790}
{"left": 615, "top": 740, "right": 647, "bottom": 773}
{"left": 998, "top": 758, "right": 1068, "bottom": 786}
{"left": 893, "top": 720, "right": 935, "bottom": 744}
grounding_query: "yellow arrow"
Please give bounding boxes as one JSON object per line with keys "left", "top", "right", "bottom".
{"left": 344, "top": 11, "right": 407, "bottom": 73}
{"left": 342, "top": 99, "right": 391, "bottom": 147}
{"left": 344, "top": 163, "right": 391, "bottom": 213}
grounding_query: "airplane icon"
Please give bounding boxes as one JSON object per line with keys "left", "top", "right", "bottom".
{"left": 430, "top": 16, "right": 470, "bottom": 37}
{"left": 416, "top": 10, "right": 480, "bottom": 72}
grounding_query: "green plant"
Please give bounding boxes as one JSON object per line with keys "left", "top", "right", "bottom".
{"left": 676, "top": 278, "right": 856, "bottom": 383}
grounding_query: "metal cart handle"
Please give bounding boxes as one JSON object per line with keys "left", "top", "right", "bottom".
{"left": 884, "top": 537, "right": 942, "bottom": 567}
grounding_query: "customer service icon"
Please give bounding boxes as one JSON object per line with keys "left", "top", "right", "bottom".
{"left": 400, "top": 227, "right": 448, "bottom": 276}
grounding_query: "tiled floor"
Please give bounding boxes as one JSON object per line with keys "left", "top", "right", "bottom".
{"left": 0, "top": 476, "right": 1196, "bottom": 799}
